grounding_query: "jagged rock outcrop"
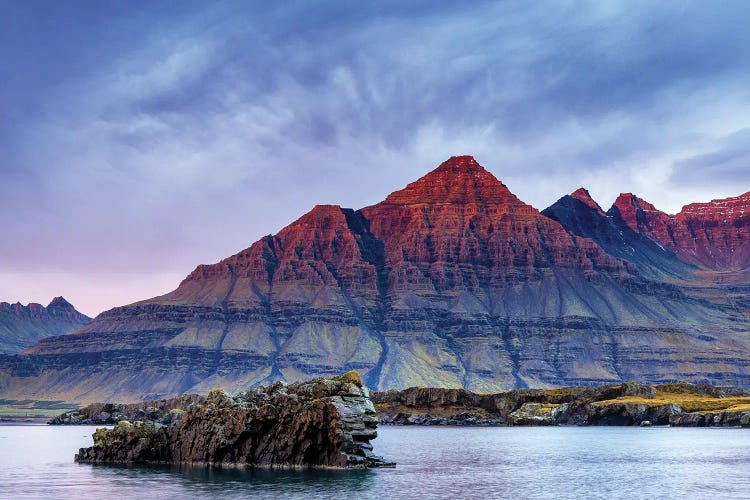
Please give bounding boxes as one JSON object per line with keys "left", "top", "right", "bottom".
{"left": 2, "top": 156, "right": 750, "bottom": 402}
{"left": 49, "top": 394, "right": 204, "bottom": 426}
{"left": 508, "top": 402, "right": 571, "bottom": 426}
{"left": 0, "top": 297, "right": 90, "bottom": 354}
{"left": 74, "top": 374, "right": 394, "bottom": 468}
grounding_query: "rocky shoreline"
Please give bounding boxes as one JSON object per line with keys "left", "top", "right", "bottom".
{"left": 50, "top": 394, "right": 205, "bottom": 426}
{"left": 372, "top": 382, "right": 750, "bottom": 427}
{"left": 73, "top": 372, "right": 394, "bottom": 469}
{"left": 53, "top": 381, "right": 749, "bottom": 441}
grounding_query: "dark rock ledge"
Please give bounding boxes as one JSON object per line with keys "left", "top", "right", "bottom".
{"left": 372, "top": 382, "right": 750, "bottom": 427}
{"left": 50, "top": 394, "right": 205, "bottom": 426}
{"left": 74, "top": 372, "right": 395, "bottom": 469}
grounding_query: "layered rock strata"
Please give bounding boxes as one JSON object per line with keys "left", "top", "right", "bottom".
{"left": 74, "top": 374, "right": 394, "bottom": 468}
{"left": 2, "top": 156, "right": 750, "bottom": 401}
{"left": 610, "top": 191, "right": 750, "bottom": 271}
{"left": 542, "top": 189, "right": 695, "bottom": 279}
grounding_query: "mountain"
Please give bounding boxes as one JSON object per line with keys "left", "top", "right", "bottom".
{"left": 542, "top": 189, "right": 695, "bottom": 279}
{"left": 1, "top": 156, "right": 749, "bottom": 403}
{"left": 0, "top": 297, "right": 91, "bottom": 354}
{"left": 610, "top": 192, "right": 750, "bottom": 272}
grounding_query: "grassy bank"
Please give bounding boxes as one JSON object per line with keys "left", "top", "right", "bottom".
{"left": 0, "top": 400, "right": 78, "bottom": 422}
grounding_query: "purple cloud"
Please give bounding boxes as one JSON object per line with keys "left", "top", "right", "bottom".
{"left": 2, "top": 1, "right": 750, "bottom": 315}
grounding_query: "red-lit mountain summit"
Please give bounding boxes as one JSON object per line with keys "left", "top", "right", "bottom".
{"left": 2, "top": 156, "right": 750, "bottom": 402}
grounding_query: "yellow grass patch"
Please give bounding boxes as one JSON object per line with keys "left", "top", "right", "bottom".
{"left": 523, "top": 403, "right": 563, "bottom": 417}
{"left": 593, "top": 391, "right": 750, "bottom": 413}
{"left": 340, "top": 370, "right": 363, "bottom": 387}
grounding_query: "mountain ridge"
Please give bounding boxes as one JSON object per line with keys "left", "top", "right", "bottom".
{"left": 0, "top": 297, "right": 91, "bottom": 354}
{"left": 1, "top": 156, "right": 749, "bottom": 403}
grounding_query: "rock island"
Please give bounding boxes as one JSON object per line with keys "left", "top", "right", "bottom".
{"left": 74, "top": 372, "right": 394, "bottom": 469}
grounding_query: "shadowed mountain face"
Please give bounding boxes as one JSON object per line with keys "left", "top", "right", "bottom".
{"left": 0, "top": 297, "right": 90, "bottom": 354}
{"left": 2, "top": 157, "right": 750, "bottom": 403}
{"left": 542, "top": 189, "right": 695, "bottom": 280}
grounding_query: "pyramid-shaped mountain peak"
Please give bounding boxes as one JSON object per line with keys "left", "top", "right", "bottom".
{"left": 13, "top": 154, "right": 750, "bottom": 402}
{"left": 570, "top": 187, "right": 605, "bottom": 217}
{"left": 433, "top": 155, "right": 485, "bottom": 172}
{"left": 427, "top": 155, "right": 499, "bottom": 182}
{"left": 380, "top": 156, "right": 525, "bottom": 208}
{"left": 570, "top": 188, "right": 605, "bottom": 215}
{"left": 48, "top": 296, "right": 73, "bottom": 309}
{"left": 571, "top": 187, "right": 593, "bottom": 200}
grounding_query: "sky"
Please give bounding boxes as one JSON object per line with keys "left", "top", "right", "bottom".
{"left": 2, "top": 1, "right": 750, "bottom": 316}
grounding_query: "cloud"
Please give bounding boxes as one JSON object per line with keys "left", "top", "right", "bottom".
{"left": 670, "top": 129, "right": 750, "bottom": 190}
{"left": 2, "top": 1, "right": 750, "bottom": 313}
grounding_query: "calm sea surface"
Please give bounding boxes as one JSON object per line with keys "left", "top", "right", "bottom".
{"left": 1, "top": 424, "right": 749, "bottom": 499}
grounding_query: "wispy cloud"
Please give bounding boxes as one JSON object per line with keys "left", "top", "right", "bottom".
{"left": 2, "top": 1, "right": 750, "bottom": 313}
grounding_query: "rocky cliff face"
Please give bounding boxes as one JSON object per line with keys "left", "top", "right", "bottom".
{"left": 0, "top": 297, "right": 90, "bottom": 354}
{"left": 74, "top": 374, "right": 393, "bottom": 469}
{"left": 373, "top": 383, "right": 750, "bottom": 427}
{"left": 1, "top": 157, "right": 750, "bottom": 402}
{"left": 542, "top": 189, "right": 695, "bottom": 280}
{"left": 609, "top": 192, "right": 750, "bottom": 271}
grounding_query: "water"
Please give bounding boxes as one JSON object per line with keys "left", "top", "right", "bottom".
{"left": 1, "top": 425, "right": 749, "bottom": 499}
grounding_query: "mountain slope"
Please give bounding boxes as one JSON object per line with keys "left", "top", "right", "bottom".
{"left": 1, "top": 157, "right": 749, "bottom": 402}
{"left": 0, "top": 297, "right": 91, "bottom": 354}
{"left": 542, "top": 188, "right": 695, "bottom": 279}
{"left": 610, "top": 192, "right": 750, "bottom": 271}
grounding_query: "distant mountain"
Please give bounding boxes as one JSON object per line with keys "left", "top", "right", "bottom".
{"left": 610, "top": 191, "right": 750, "bottom": 271}
{"left": 0, "top": 297, "right": 90, "bottom": 354}
{"left": 542, "top": 188, "right": 695, "bottom": 279}
{"left": 1, "top": 156, "right": 749, "bottom": 403}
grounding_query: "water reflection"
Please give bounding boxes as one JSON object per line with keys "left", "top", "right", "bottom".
{"left": 88, "top": 463, "right": 376, "bottom": 497}
{"left": 2, "top": 425, "right": 750, "bottom": 500}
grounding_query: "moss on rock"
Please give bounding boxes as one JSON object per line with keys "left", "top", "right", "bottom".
{"left": 75, "top": 375, "right": 394, "bottom": 468}
{"left": 339, "top": 370, "right": 363, "bottom": 387}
